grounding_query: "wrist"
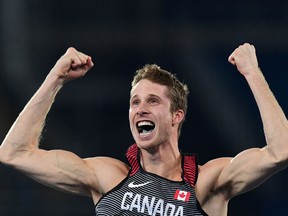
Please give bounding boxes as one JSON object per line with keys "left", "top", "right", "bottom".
{"left": 45, "top": 69, "right": 66, "bottom": 86}
{"left": 244, "top": 67, "right": 267, "bottom": 87}
{"left": 44, "top": 72, "right": 65, "bottom": 93}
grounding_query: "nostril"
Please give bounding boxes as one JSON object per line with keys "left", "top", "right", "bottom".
{"left": 137, "top": 110, "right": 149, "bottom": 116}
{"left": 137, "top": 111, "right": 143, "bottom": 116}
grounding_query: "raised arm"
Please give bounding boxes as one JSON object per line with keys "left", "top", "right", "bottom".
{"left": 209, "top": 44, "right": 288, "bottom": 200}
{"left": 229, "top": 43, "right": 288, "bottom": 165}
{"left": 0, "top": 48, "right": 98, "bottom": 195}
{"left": 1, "top": 47, "right": 94, "bottom": 154}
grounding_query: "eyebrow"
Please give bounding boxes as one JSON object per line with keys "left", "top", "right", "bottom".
{"left": 130, "top": 94, "right": 161, "bottom": 101}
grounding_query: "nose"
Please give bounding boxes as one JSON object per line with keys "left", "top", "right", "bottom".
{"left": 136, "top": 102, "right": 149, "bottom": 116}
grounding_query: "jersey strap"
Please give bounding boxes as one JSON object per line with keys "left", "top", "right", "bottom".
{"left": 126, "top": 144, "right": 198, "bottom": 187}
{"left": 126, "top": 144, "right": 140, "bottom": 176}
{"left": 182, "top": 153, "right": 198, "bottom": 187}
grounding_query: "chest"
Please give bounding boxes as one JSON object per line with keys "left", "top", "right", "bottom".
{"left": 95, "top": 170, "right": 207, "bottom": 216}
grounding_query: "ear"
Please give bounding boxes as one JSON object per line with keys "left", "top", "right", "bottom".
{"left": 172, "top": 109, "right": 185, "bottom": 126}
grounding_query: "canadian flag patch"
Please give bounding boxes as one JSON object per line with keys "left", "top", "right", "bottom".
{"left": 174, "top": 189, "right": 191, "bottom": 202}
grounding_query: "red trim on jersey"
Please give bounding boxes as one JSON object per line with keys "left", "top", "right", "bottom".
{"left": 182, "top": 154, "right": 197, "bottom": 187}
{"left": 126, "top": 144, "right": 140, "bottom": 176}
{"left": 126, "top": 143, "right": 198, "bottom": 186}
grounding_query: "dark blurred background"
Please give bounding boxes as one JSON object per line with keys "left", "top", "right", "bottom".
{"left": 0, "top": 0, "right": 288, "bottom": 215}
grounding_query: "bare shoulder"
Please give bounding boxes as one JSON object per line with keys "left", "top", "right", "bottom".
{"left": 85, "top": 156, "right": 130, "bottom": 176}
{"left": 196, "top": 157, "right": 232, "bottom": 202}
{"left": 199, "top": 157, "right": 232, "bottom": 174}
{"left": 195, "top": 158, "right": 232, "bottom": 215}
{"left": 84, "top": 156, "right": 130, "bottom": 197}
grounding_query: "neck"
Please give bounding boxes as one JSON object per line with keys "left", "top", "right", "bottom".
{"left": 140, "top": 143, "right": 182, "bottom": 181}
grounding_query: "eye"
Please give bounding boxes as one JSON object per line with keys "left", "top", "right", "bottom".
{"left": 131, "top": 99, "right": 140, "bottom": 106}
{"left": 149, "top": 98, "right": 159, "bottom": 105}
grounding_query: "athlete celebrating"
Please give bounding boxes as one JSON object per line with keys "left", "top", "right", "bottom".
{"left": 0, "top": 44, "right": 287, "bottom": 215}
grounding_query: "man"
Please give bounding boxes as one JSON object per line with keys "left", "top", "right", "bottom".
{"left": 0, "top": 43, "right": 287, "bottom": 215}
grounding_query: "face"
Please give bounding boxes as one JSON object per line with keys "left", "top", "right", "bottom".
{"left": 129, "top": 79, "right": 177, "bottom": 150}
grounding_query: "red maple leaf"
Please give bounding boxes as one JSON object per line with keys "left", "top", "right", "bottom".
{"left": 179, "top": 192, "right": 186, "bottom": 198}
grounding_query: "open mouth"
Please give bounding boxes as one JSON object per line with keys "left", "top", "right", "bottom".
{"left": 137, "top": 121, "right": 155, "bottom": 135}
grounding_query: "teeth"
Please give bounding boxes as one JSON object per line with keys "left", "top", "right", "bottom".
{"left": 137, "top": 121, "right": 154, "bottom": 127}
{"left": 136, "top": 121, "right": 155, "bottom": 135}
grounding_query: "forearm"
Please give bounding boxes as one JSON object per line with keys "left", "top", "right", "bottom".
{"left": 0, "top": 73, "right": 63, "bottom": 163}
{"left": 245, "top": 68, "right": 288, "bottom": 163}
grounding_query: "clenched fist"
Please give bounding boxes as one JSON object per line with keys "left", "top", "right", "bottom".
{"left": 50, "top": 47, "right": 94, "bottom": 82}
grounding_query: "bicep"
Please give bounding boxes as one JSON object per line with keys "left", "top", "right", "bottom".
{"left": 217, "top": 147, "right": 282, "bottom": 199}
{"left": 11, "top": 149, "right": 98, "bottom": 197}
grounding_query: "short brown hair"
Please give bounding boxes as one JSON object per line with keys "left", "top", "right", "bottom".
{"left": 131, "top": 64, "right": 189, "bottom": 136}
